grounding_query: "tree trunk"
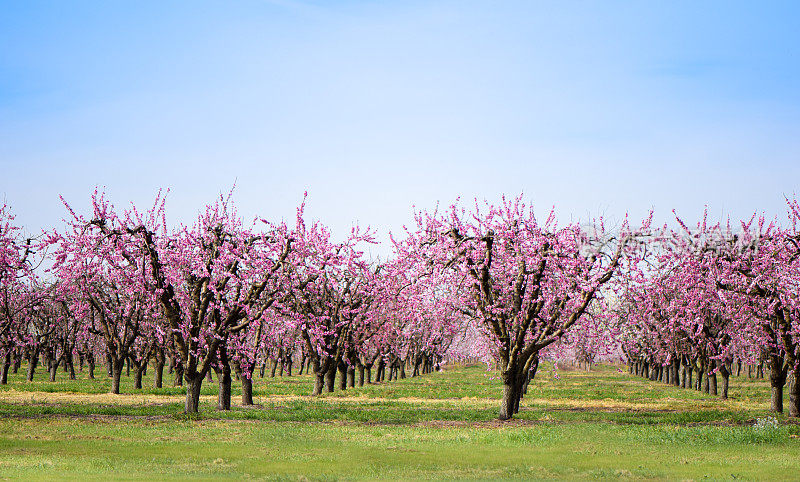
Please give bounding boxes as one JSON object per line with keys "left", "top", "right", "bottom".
{"left": 499, "top": 366, "right": 526, "bottom": 421}
{"left": 769, "top": 354, "right": 786, "bottom": 413}
{"left": 718, "top": 360, "right": 729, "bottom": 400}
{"left": 338, "top": 361, "right": 347, "bottom": 390}
{"left": 87, "top": 353, "right": 95, "bottom": 379}
{"left": 0, "top": 352, "right": 10, "bottom": 384}
{"left": 358, "top": 365, "right": 365, "bottom": 387}
{"left": 66, "top": 354, "right": 76, "bottom": 380}
{"left": 672, "top": 360, "right": 680, "bottom": 387}
{"left": 217, "top": 368, "right": 231, "bottom": 411}
{"left": 216, "top": 349, "right": 232, "bottom": 411}
{"left": 325, "top": 365, "right": 336, "bottom": 392}
{"left": 26, "top": 350, "right": 38, "bottom": 381}
{"left": 134, "top": 365, "right": 144, "bottom": 389}
{"left": 789, "top": 369, "right": 800, "bottom": 418}
{"left": 499, "top": 378, "right": 518, "bottom": 420}
{"left": 312, "top": 359, "right": 326, "bottom": 396}
{"left": 771, "top": 380, "right": 785, "bottom": 413}
{"left": 111, "top": 358, "right": 123, "bottom": 394}
{"left": 173, "top": 361, "right": 184, "bottom": 387}
{"left": 313, "top": 372, "right": 325, "bottom": 395}
{"left": 242, "top": 375, "right": 254, "bottom": 405}
{"left": 686, "top": 364, "right": 692, "bottom": 390}
{"left": 49, "top": 358, "right": 60, "bottom": 382}
{"left": 154, "top": 359, "right": 164, "bottom": 389}
{"left": 701, "top": 359, "right": 710, "bottom": 394}
{"left": 185, "top": 373, "right": 203, "bottom": 414}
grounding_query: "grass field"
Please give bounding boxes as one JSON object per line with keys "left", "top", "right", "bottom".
{"left": 0, "top": 363, "right": 798, "bottom": 480}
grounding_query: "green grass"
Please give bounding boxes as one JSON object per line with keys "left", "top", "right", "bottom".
{"left": 0, "top": 363, "right": 798, "bottom": 480}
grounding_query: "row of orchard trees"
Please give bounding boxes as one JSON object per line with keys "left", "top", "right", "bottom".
{"left": 616, "top": 201, "right": 800, "bottom": 417}
{"left": 6, "top": 189, "right": 800, "bottom": 421}
{"left": 0, "top": 191, "right": 462, "bottom": 413}
{"left": 1, "top": 191, "right": 646, "bottom": 420}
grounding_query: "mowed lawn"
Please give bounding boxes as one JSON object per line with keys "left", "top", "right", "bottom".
{"left": 0, "top": 363, "right": 799, "bottom": 480}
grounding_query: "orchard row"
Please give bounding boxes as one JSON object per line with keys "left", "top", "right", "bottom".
{"left": 2, "top": 191, "right": 800, "bottom": 419}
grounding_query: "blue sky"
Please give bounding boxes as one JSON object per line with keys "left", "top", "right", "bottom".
{"left": 1, "top": 1, "right": 799, "bottom": 254}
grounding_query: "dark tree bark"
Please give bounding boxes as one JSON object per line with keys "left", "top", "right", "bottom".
{"left": 313, "top": 372, "right": 325, "bottom": 395}
{"left": 0, "top": 352, "right": 10, "bottom": 384}
{"left": 153, "top": 349, "right": 165, "bottom": 389}
{"left": 86, "top": 352, "right": 95, "bottom": 379}
{"left": 173, "top": 359, "right": 184, "bottom": 387}
{"left": 672, "top": 360, "right": 680, "bottom": 387}
{"left": 338, "top": 361, "right": 347, "bottom": 390}
{"left": 153, "top": 360, "right": 164, "bottom": 388}
{"left": 325, "top": 366, "right": 336, "bottom": 392}
{"left": 718, "top": 360, "right": 729, "bottom": 400}
{"left": 241, "top": 376, "right": 254, "bottom": 405}
{"left": 770, "top": 354, "right": 787, "bottom": 413}
{"left": 679, "top": 364, "right": 686, "bottom": 389}
{"left": 111, "top": 358, "right": 124, "bottom": 394}
{"left": 106, "top": 353, "right": 113, "bottom": 377}
{"left": 134, "top": 365, "right": 144, "bottom": 389}
{"left": 499, "top": 365, "right": 526, "bottom": 420}
{"left": 687, "top": 363, "right": 692, "bottom": 390}
{"left": 215, "top": 347, "right": 232, "bottom": 411}
{"left": 48, "top": 357, "right": 60, "bottom": 382}
{"left": 185, "top": 372, "right": 203, "bottom": 413}
{"left": 65, "top": 353, "right": 76, "bottom": 380}
{"left": 217, "top": 369, "right": 231, "bottom": 411}
{"left": 708, "top": 370, "right": 717, "bottom": 396}
{"left": 26, "top": 350, "right": 39, "bottom": 381}
{"left": 270, "top": 358, "right": 278, "bottom": 378}
{"left": 311, "top": 357, "right": 333, "bottom": 396}
{"left": 789, "top": 370, "right": 800, "bottom": 418}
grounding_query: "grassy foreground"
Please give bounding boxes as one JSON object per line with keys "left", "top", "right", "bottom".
{"left": 0, "top": 363, "right": 798, "bottom": 480}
